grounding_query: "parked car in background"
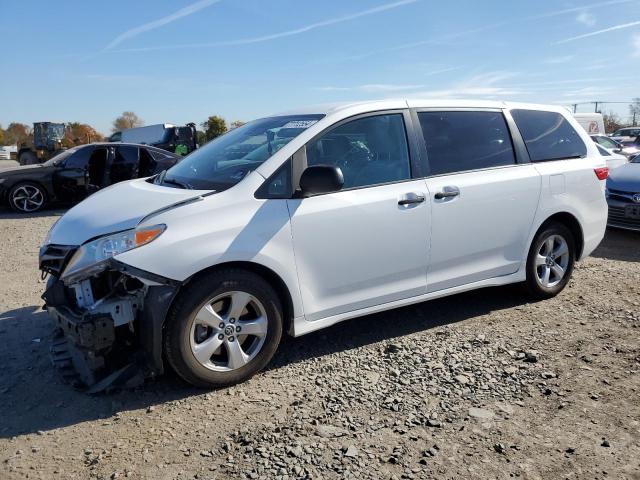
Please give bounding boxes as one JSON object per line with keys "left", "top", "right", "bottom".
{"left": 592, "top": 134, "right": 640, "bottom": 159}
{"left": 0, "top": 143, "right": 180, "bottom": 213}
{"left": 39, "top": 100, "right": 608, "bottom": 390}
{"left": 606, "top": 155, "right": 640, "bottom": 231}
{"left": 595, "top": 144, "right": 627, "bottom": 170}
{"left": 109, "top": 123, "right": 198, "bottom": 156}
{"left": 0, "top": 145, "right": 18, "bottom": 161}
{"left": 617, "top": 139, "right": 640, "bottom": 159}
{"left": 592, "top": 135, "right": 622, "bottom": 153}
{"left": 610, "top": 127, "right": 640, "bottom": 142}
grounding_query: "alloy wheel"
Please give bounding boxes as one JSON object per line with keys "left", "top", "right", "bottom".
{"left": 12, "top": 185, "right": 44, "bottom": 212}
{"left": 535, "top": 234, "right": 570, "bottom": 288}
{"left": 189, "top": 291, "right": 268, "bottom": 372}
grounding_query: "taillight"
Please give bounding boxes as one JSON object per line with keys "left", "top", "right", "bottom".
{"left": 594, "top": 167, "right": 609, "bottom": 180}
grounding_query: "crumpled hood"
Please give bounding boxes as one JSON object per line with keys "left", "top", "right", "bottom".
{"left": 46, "top": 179, "right": 210, "bottom": 246}
{"left": 607, "top": 162, "right": 640, "bottom": 193}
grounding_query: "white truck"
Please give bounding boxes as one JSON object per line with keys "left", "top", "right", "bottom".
{"left": 573, "top": 113, "right": 606, "bottom": 136}
{"left": 109, "top": 123, "right": 197, "bottom": 155}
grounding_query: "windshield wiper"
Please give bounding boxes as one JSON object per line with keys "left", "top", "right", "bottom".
{"left": 154, "top": 169, "right": 192, "bottom": 189}
{"left": 163, "top": 177, "right": 193, "bottom": 189}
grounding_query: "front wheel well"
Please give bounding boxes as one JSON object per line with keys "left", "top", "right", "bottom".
{"left": 178, "top": 261, "right": 295, "bottom": 336}
{"left": 537, "top": 212, "right": 584, "bottom": 260}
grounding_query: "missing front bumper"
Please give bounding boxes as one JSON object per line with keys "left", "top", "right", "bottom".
{"left": 42, "top": 263, "right": 180, "bottom": 392}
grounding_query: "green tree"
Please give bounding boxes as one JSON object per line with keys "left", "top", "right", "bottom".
{"left": 201, "top": 115, "right": 227, "bottom": 141}
{"left": 196, "top": 130, "right": 207, "bottom": 146}
{"left": 112, "top": 111, "right": 144, "bottom": 132}
{"left": 603, "top": 111, "right": 623, "bottom": 134}
{"left": 230, "top": 120, "right": 246, "bottom": 130}
{"left": 0, "top": 125, "right": 4, "bottom": 146}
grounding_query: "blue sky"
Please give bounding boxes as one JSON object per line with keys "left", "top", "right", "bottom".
{"left": 1, "top": 0, "right": 640, "bottom": 135}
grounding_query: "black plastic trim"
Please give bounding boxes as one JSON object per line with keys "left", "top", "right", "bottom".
{"left": 109, "top": 259, "right": 182, "bottom": 287}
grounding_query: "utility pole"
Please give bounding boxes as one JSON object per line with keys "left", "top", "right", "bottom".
{"left": 594, "top": 101, "right": 599, "bottom": 113}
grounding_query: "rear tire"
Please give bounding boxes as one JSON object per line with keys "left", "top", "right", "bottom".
{"left": 164, "top": 269, "right": 283, "bottom": 388}
{"left": 524, "top": 222, "right": 575, "bottom": 300}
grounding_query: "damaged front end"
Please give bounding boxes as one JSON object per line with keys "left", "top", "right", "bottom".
{"left": 40, "top": 244, "right": 179, "bottom": 393}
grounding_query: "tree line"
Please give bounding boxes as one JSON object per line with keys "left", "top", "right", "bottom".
{"left": 0, "top": 111, "right": 246, "bottom": 147}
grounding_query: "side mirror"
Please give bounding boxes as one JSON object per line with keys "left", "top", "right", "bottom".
{"left": 299, "top": 165, "right": 344, "bottom": 197}
{"left": 613, "top": 148, "right": 622, "bottom": 153}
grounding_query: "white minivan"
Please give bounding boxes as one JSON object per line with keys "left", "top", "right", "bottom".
{"left": 40, "top": 100, "right": 608, "bottom": 390}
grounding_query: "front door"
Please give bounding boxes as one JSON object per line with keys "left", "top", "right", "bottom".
{"left": 287, "top": 112, "right": 430, "bottom": 322}
{"left": 53, "top": 146, "right": 95, "bottom": 201}
{"left": 415, "top": 110, "right": 541, "bottom": 292}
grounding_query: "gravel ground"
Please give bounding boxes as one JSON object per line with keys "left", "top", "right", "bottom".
{"left": 0, "top": 209, "right": 639, "bottom": 480}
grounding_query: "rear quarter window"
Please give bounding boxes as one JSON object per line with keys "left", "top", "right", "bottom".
{"left": 511, "top": 109, "right": 587, "bottom": 162}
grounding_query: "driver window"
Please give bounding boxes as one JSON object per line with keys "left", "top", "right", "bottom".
{"left": 306, "top": 114, "right": 411, "bottom": 189}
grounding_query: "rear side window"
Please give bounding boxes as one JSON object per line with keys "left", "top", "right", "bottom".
{"left": 417, "top": 111, "right": 515, "bottom": 175}
{"left": 111, "top": 146, "right": 139, "bottom": 183}
{"left": 511, "top": 109, "right": 586, "bottom": 162}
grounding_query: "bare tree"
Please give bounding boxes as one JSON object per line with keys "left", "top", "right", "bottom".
{"left": 603, "top": 111, "right": 623, "bottom": 134}
{"left": 112, "top": 111, "right": 144, "bottom": 132}
{"left": 629, "top": 98, "right": 640, "bottom": 126}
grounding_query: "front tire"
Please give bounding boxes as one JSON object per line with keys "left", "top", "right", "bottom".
{"left": 18, "top": 151, "right": 38, "bottom": 166}
{"left": 524, "top": 222, "right": 575, "bottom": 300}
{"left": 164, "top": 269, "right": 283, "bottom": 388}
{"left": 8, "top": 182, "right": 47, "bottom": 213}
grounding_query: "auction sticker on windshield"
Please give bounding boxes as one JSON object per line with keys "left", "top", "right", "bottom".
{"left": 281, "top": 120, "right": 318, "bottom": 129}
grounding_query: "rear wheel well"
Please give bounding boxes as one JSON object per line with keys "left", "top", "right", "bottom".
{"left": 537, "top": 212, "right": 584, "bottom": 259}
{"left": 179, "top": 262, "right": 295, "bottom": 336}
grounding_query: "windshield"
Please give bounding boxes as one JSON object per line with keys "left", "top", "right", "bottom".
{"left": 161, "top": 114, "right": 323, "bottom": 190}
{"left": 43, "top": 147, "right": 80, "bottom": 166}
{"left": 632, "top": 155, "right": 640, "bottom": 164}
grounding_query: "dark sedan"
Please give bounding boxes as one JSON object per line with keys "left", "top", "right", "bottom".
{"left": 0, "top": 143, "right": 180, "bottom": 213}
{"left": 606, "top": 155, "right": 640, "bottom": 232}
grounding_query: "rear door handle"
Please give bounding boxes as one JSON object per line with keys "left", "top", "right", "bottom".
{"left": 434, "top": 186, "right": 460, "bottom": 199}
{"left": 398, "top": 193, "right": 426, "bottom": 206}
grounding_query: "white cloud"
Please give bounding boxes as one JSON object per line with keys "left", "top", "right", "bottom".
{"left": 318, "top": 84, "right": 425, "bottom": 92}
{"left": 543, "top": 55, "right": 574, "bottom": 64}
{"left": 397, "top": 72, "right": 526, "bottom": 98}
{"left": 577, "top": 11, "right": 596, "bottom": 27}
{"left": 562, "top": 86, "right": 613, "bottom": 98}
{"left": 634, "top": 33, "right": 640, "bottom": 56}
{"left": 113, "top": 0, "right": 420, "bottom": 53}
{"left": 104, "top": 0, "right": 222, "bottom": 51}
{"left": 556, "top": 20, "right": 640, "bottom": 44}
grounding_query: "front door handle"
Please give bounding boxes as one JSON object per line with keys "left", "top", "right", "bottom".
{"left": 434, "top": 186, "right": 460, "bottom": 200}
{"left": 398, "top": 193, "right": 426, "bottom": 206}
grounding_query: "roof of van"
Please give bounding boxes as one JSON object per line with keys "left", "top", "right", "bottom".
{"left": 274, "top": 99, "right": 569, "bottom": 116}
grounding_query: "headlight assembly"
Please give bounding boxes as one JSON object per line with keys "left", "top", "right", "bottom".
{"left": 61, "top": 224, "right": 166, "bottom": 281}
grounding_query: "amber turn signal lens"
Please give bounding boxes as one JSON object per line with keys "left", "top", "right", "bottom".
{"left": 134, "top": 225, "right": 165, "bottom": 246}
